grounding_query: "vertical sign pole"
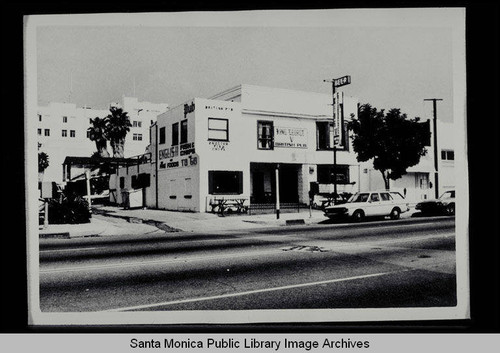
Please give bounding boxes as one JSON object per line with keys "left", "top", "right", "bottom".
{"left": 332, "top": 82, "right": 338, "bottom": 202}
{"left": 275, "top": 164, "right": 280, "bottom": 219}
{"left": 85, "top": 169, "right": 92, "bottom": 211}
{"left": 44, "top": 200, "right": 49, "bottom": 228}
{"left": 424, "top": 98, "right": 443, "bottom": 199}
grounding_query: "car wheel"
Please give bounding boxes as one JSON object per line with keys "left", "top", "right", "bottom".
{"left": 390, "top": 208, "right": 401, "bottom": 220}
{"left": 446, "top": 203, "right": 455, "bottom": 216}
{"left": 352, "top": 210, "right": 364, "bottom": 222}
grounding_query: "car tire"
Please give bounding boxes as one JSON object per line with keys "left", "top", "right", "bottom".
{"left": 446, "top": 203, "right": 455, "bottom": 216}
{"left": 390, "top": 207, "right": 401, "bottom": 220}
{"left": 352, "top": 210, "right": 364, "bottom": 222}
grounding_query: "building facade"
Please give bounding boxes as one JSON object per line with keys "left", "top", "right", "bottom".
{"left": 111, "top": 84, "right": 454, "bottom": 212}
{"left": 37, "top": 97, "right": 168, "bottom": 185}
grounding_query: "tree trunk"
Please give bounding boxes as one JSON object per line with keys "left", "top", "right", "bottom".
{"left": 96, "top": 140, "right": 110, "bottom": 158}
{"left": 380, "top": 170, "right": 390, "bottom": 190}
{"left": 111, "top": 139, "right": 125, "bottom": 158}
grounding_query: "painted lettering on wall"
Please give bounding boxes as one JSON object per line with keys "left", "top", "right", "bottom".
{"left": 209, "top": 140, "right": 228, "bottom": 151}
{"left": 159, "top": 154, "right": 198, "bottom": 169}
{"left": 159, "top": 146, "right": 179, "bottom": 159}
{"left": 180, "top": 142, "right": 195, "bottom": 156}
{"left": 204, "top": 105, "right": 234, "bottom": 111}
{"left": 274, "top": 126, "right": 308, "bottom": 149}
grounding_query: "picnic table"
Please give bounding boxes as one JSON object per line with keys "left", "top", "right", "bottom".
{"left": 209, "top": 198, "right": 248, "bottom": 216}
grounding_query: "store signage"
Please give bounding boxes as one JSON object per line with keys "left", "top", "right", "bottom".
{"left": 159, "top": 154, "right": 198, "bottom": 169}
{"left": 159, "top": 146, "right": 179, "bottom": 159}
{"left": 333, "top": 91, "right": 343, "bottom": 147}
{"left": 184, "top": 102, "right": 195, "bottom": 118}
{"left": 180, "top": 142, "right": 195, "bottom": 156}
{"left": 274, "top": 127, "right": 308, "bottom": 149}
{"left": 209, "top": 141, "right": 228, "bottom": 151}
{"left": 333, "top": 75, "right": 351, "bottom": 88}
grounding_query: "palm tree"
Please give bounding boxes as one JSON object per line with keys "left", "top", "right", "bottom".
{"left": 38, "top": 151, "right": 49, "bottom": 182}
{"left": 87, "top": 117, "right": 110, "bottom": 158}
{"left": 105, "top": 106, "right": 132, "bottom": 158}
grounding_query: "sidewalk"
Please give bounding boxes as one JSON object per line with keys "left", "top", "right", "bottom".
{"left": 39, "top": 204, "right": 417, "bottom": 238}
{"left": 93, "top": 205, "right": 330, "bottom": 233}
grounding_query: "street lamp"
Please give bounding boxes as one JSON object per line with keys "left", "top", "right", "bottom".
{"left": 324, "top": 75, "right": 351, "bottom": 203}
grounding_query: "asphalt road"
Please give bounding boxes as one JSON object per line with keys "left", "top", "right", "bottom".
{"left": 39, "top": 217, "right": 456, "bottom": 312}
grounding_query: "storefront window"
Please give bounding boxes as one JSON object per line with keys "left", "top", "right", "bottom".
{"left": 317, "top": 165, "right": 350, "bottom": 184}
{"left": 208, "top": 118, "right": 229, "bottom": 141}
{"left": 257, "top": 121, "right": 274, "bottom": 150}
{"left": 159, "top": 127, "right": 166, "bottom": 144}
{"left": 208, "top": 171, "right": 243, "bottom": 194}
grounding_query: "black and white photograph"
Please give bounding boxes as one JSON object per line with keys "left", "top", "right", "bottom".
{"left": 24, "top": 8, "right": 470, "bottom": 326}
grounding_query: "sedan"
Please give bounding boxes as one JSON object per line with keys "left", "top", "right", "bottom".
{"left": 415, "top": 190, "right": 455, "bottom": 216}
{"left": 324, "top": 191, "right": 410, "bottom": 222}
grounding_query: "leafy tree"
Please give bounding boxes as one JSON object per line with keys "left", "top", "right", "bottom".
{"left": 105, "top": 106, "right": 131, "bottom": 158}
{"left": 38, "top": 152, "right": 49, "bottom": 173}
{"left": 348, "top": 104, "right": 431, "bottom": 190}
{"left": 87, "top": 117, "right": 110, "bottom": 158}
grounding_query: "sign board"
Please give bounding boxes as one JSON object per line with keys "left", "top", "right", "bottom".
{"left": 274, "top": 126, "right": 308, "bottom": 149}
{"left": 333, "top": 75, "right": 351, "bottom": 88}
{"left": 333, "top": 91, "right": 343, "bottom": 147}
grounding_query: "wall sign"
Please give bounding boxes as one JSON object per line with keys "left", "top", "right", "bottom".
{"left": 159, "top": 154, "right": 198, "bottom": 169}
{"left": 274, "top": 126, "right": 308, "bottom": 148}
{"left": 184, "top": 102, "right": 195, "bottom": 118}
{"left": 180, "top": 142, "right": 195, "bottom": 156}
{"left": 209, "top": 140, "right": 228, "bottom": 151}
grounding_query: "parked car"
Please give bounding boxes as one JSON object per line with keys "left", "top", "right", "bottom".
{"left": 324, "top": 191, "right": 410, "bottom": 221}
{"left": 415, "top": 190, "right": 455, "bottom": 216}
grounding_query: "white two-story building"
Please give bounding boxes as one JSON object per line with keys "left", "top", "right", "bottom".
{"left": 112, "top": 84, "right": 454, "bottom": 212}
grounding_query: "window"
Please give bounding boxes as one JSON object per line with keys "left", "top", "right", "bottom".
{"left": 208, "top": 171, "right": 243, "bottom": 194}
{"left": 44, "top": 129, "right": 50, "bottom": 136}
{"left": 351, "top": 193, "right": 369, "bottom": 203}
{"left": 257, "top": 121, "right": 274, "bottom": 150}
{"left": 132, "top": 120, "right": 142, "bottom": 128}
{"left": 38, "top": 114, "right": 42, "bottom": 122}
{"left": 180, "top": 120, "right": 188, "bottom": 144}
{"left": 317, "top": 165, "right": 350, "bottom": 184}
{"left": 37, "top": 128, "right": 41, "bottom": 135}
{"left": 380, "top": 192, "right": 392, "bottom": 201}
{"left": 63, "top": 116, "right": 68, "bottom": 123}
{"left": 119, "top": 177, "right": 125, "bottom": 189}
{"left": 370, "top": 193, "right": 380, "bottom": 202}
{"left": 62, "top": 129, "right": 67, "bottom": 137}
{"left": 159, "top": 126, "right": 166, "bottom": 144}
{"left": 70, "top": 130, "right": 75, "bottom": 137}
{"left": 133, "top": 133, "right": 143, "bottom": 141}
{"left": 172, "top": 122, "right": 179, "bottom": 145}
{"left": 316, "top": 121, "right": 334, "bottom": 150}
{"left": 441, "top": 150, "right": 455, "bottom": 161}
{"left": 208, "top": 118, "right": 229, "bottom": 141}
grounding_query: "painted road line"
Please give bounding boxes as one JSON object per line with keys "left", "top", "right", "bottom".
{"left": 39, "top": 249, "right": 284, "bottom": 274}
{"left": 39, "top": 247, "right": 99, "bottom": 253}
{"left": 104, "top": 269, "right": 411, "bottom": 312}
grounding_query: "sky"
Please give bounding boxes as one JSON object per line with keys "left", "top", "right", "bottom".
{"left": 34, "top": 10, "right": 462, "bottom": 122}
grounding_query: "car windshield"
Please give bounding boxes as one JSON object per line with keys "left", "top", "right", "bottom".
{"left": 439, "top": 190, "right": 455, "bottom": 199}
{"left": 348, "top": 193, "right": 369, "bottom": 203}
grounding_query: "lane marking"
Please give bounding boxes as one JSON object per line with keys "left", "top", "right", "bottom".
{"left": 104, "top": 269, "right": 411, "bottom": 312}
{"left": 39, "top": 249, "right": 284, "bottom": 274}
{"left": 40, "top": 247, "right": 98, "bottom": 253}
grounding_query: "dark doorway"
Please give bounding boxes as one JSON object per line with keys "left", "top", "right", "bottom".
{"left": 279, "top": 165, "right": 299, "bottom": 203}
{"left": 252, "top": 171, "right": 266, "bottom": 203}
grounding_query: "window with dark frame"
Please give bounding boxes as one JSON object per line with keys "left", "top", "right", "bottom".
{"left": 317, "top": 165, "right": 350, "bottom": 184}
{"left": 441, "top": 149, "right": 455, "bottom": 161}
{"left": 180, "top": 120, "right": 188, "bottom": 144}
{"left": 208, "top": 118, "right": 229, "bottom": 141}
{"left": 44, "top": 129, "right": 50, "bottom": 136}
{"left": 37, "top": 128, "right": 41, "bottom": 135}
{"left": 257, "top": 121, "right": 274, "bottom": 150}
{"left": 70, "top": 130, "right": 75, "bottom": 137}
{"left": 316, "top": 121, "right": 334, "bottom": 150}
{"left": 62, "top": 129, "right": 67, "bottom": 137}
{"left": 208, "top": 171, "right": 243, "bottom": 194}
{"left": 172, "top": 122, "right": 179, "bottom": 145}
{"left": 159, "top": 126, "right": 166, "bottom": 144}
{"left": 62, "top": 116, "right": 67, "bottom": 123}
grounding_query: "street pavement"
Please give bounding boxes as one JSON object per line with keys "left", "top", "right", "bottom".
{"left": 38, "top": 204, "right": 418, "bottom": 238}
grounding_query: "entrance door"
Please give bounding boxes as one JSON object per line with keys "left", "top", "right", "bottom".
{"left": 252, "top": 171, "right": 265, "bottom": 203}
{"left": 279, "top": 165, "right": 299, "bottom": 203}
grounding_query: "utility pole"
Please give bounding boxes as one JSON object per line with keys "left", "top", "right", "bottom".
{"left": 424, "top": 98, "right": 443, "bottom": 199}
{"left": 324, "top": 75, "right": 351, "bottom": 204}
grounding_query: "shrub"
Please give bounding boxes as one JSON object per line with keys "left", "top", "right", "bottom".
{"left": 47, "top": 193, "right": 91, "bottom": 224}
